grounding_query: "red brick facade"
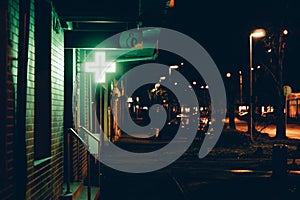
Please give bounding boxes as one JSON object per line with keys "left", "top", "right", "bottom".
{"left": 0, "top": 0, "right": 66, "bottom": 199}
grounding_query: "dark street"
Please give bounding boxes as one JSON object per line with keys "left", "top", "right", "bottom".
{"left": 97, "top": 129, "right": 300, "bottom": 200}
{"left": 2, "top": 0, "right": 300, "bottom": 199}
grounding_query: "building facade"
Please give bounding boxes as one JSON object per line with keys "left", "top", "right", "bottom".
{"left": 0, "top": 0, "right": 68, "bottom": 199}
{"left": 287, "top": 93, "right": 300, "bottom": 121}
{"left": 1, "top": 1, "right": 166, "bottom": 199}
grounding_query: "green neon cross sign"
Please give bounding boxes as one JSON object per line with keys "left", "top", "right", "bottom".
{"left": 85, "top": 52, "right": 116, "bottom": 83}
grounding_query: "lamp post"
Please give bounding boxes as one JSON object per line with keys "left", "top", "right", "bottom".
{"left": 168, "top": 65, "right": 179, "bottom": 120}
{"left": 169, "top": 65, "right": 179, "bottom": 78}
{"left": 275, "top": 29, "right": 288, "bottom": 139}
{"left": 239, "top": 70, "right": 243, "bottom": 105}
{"left": 225, "top": 72, "right": 236, "bottom": 129}
{"left": 249, "top": 28, "right": 266, "bottom": 142}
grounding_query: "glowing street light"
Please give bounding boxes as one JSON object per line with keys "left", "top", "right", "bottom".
{"left": 226, "top": 72, "right": 231, "bottom": 78}
{"left": 249, "top": 28, "right": 266, "bottom": 141}
{"left": 169, "top": 65, "right": 179, "bottom": 82}
{"left": 160, "top": 76, "right": 166, "bottom": 80}
{"left": 169, "top": 65, "right": 179, "bottom": 69}
{"left": 251, "top": 28, "right": 266, "bottom": 38}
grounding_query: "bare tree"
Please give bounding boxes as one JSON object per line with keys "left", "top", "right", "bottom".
{"left": 263, "top": 28, "right": 288, "bottom": 139}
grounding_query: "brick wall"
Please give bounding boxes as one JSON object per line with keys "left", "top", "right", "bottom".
{"left": 71, "top": 49, "right": 88, "bottom": 182}
{"left": 25, "top": 0, "right": 36, "bottom": 197}
{"left": 50, "top": 9, "right": 65, "bottom": 198}
{"left": 0, "top": 0, "right": 15, "bottom": 198}
{"left": 1, "top": 0, "right": 65, "bottom": 199}
{"left": 26, "top": 4, "right": 65, "bottom": 200}
{"left": 0, "top": 0, "right": 95, "bottom": 198}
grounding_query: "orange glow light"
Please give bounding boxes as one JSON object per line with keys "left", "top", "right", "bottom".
{"left": 169, "top": 0, "right": 175, "bottom": 8}
{"left": 229, "top": 169, "right": 254, "bottom": 173}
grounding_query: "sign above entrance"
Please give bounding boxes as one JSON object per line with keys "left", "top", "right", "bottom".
{"left": 119, "top": 30, "right": 143, "bottom": 48}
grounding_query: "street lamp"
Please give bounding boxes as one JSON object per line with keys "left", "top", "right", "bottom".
{"left": 226, "top": 72, "right": 231, "bottom": 78}
{"left": 249, "top": 28, "right": 266, "bottom": 142}
{"left": 225, "top": 72, "right": 236, "bottom": 129}
{"left": 169, "top": 65, "right": 179, "bottom": 75}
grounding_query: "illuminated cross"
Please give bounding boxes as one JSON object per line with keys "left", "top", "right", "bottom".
{"left": 85, "top": 52, "right": 116, "bottom": 83}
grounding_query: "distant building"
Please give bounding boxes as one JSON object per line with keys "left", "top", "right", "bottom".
{"left": 287, "top": 92, "right": 300, "bottom": 120}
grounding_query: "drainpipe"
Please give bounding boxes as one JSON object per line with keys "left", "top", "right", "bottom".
{"left": 15, "top": 0, "right": 31, "bottom": 199}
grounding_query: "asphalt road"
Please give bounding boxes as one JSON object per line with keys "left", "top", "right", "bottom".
{"left": 98, "top": 131, "right": 300, "bottom": 200}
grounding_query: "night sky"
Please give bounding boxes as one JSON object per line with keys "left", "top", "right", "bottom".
{"left": 55, "top": 0, "right": 300, "bottom": 91}
{"left": 165, "top": 0, "right": 300, "bottom": 91}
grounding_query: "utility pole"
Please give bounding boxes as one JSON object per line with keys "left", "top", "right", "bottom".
{"left": 264, "top": 28, "right": 288, "bottom": 139}
{"left": 275, "top": 30, "right": 288, "bottom": 139}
